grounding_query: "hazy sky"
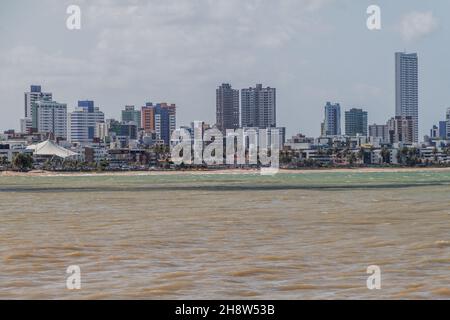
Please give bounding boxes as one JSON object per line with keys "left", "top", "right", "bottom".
{"left": 1, "top": 0, "right": 449, "bottom": 138}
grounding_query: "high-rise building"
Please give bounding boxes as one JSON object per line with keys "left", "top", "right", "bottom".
{"left": 24, "top": 85, "right": 52, "bottom": 119}
{"left": 68, "top": 101, "right": 105, "bottom": 144}
{"left": 320, "top": 122, "right": 325, "bottom": 136}
{"left": 216, "top": 83, "right": 239, "bottom": 132}
{"left": 439, "top": 121, "right": 447, "bottom": 139}
{"left": 109, "top": 120, "right": 138, "bottom": 140}
{"left": 33, "top": 100, "right": 67, "bottom": 139}
{"left": 156, "top": 103, "right": 176, "bottom": 146}
{"left": 395, "top": 52, "right": 419, "bottom": 143}
{"left": 345, "top": 108, "right": 368, "bottom": 136}
{"left": 323, "top": 102, "right": 341, "bottom": 136}
{"left": 430, "top": 125, "right": 439, "bottom": 139}
{"left": 165, "top": 103, "right": 177, "bottom": 139}
{"left": 95, "top": 121, "right": 110, "bottom": 142}
{"left": 241, "top": 84, "right": 276, "bottom": 129}
{"left": 140, "top": 103, "right": 176, "bottom": 145}
{"left": 369, "top": 124, "right": 389, "bottom": 142}
{"left": 447, "top": 108, "right": 450, "bottom": 139}
{"left": 387, "top": 116, "right": 414, "bottom": 144}
{"left": 141, "top": 103, "right": 155, "bottom": 133}
{"left": 20, "top": 118, "right": 32, "bottom": 134}
{"left": 121, "top": 105, "right": 141, "bottom": 128}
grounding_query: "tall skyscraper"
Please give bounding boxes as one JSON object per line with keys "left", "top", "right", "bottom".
{"left": 141, "top": 103, "right": 155, "bottom": 133}
{"left": 33, "top": 100, "right": 67, "bottom": 139}
{"left": 323, "top": 102, "right": 341, "bottom": 136}
{"left": 165, "top": 103, "right": 177, "bottom": 139}
{"left": 241, "top": 84, "right": 276, "bottom": 129}
{"left": 68, "top": 101, "right": 105, "bottom": 144}
{"left": 140, "top": 102, "right": 176, "bottom": 145}
{"left": 430, "top": 125, "right": 439, "bottom": 139}
{"left": 345, "top": 108, "right": 368, "bottom": 136}
{"left": 438, "top": 121, "right": 447, "bottom": 139}
{"left": 387, "top": 116, "right": 414, "bottom": 144}
{"left": 447, "top": 108, "right": 450, "bottom": 139}
{"left": 216, "top": 83, "right": 240, "bottom": 132}
{"left": 121, "top": 105, "right": 141, "bottom": 127}
{"left": 24, "top": 85, "right": 52, "bottom": 119}
{"left": 395, "top": 52, "right": 419, "bottom": 143}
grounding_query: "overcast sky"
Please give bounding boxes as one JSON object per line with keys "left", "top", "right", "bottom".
{"left": 1, "top": 0, "right": 449, "bottom": 137}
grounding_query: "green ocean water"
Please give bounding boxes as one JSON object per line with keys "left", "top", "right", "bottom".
{"left": 1, "top": 170, "right": 450, "bottom": 191}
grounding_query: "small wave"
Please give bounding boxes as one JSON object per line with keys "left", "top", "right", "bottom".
{"left": 157, "top": 272, "right": 192, "bottom": 280}
{"left": 3, "top": 252, "right": 39, "bottom": 261}
{"left": 433, "top": 288, "right": 450, "bottom": 297}
{"left": 435, "top": 240, "right": 450, "bottom": 248}
{"left": 139, "top": 281, "right": 192, "bottom": 295}
{"left": 277, "top": 284, "right": 319, "bottom": 291}
{"left": 229, "top": 268, "right": 279, "bottom": 277}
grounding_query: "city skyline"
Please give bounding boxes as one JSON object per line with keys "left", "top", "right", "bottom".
{"left": 1, "top": 0, "right": 450, "bottom": 138}
{"left": 9, "top": 70, "right": 450, "bottom": 144}
{"left": 2, "top": 1, "right": 450, "bottom": 304}
{"left": 7, "top": 51, "right": 450, "bottom": 141}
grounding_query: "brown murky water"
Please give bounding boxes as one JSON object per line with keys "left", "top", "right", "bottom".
{"left": 0, "top": 172, "right": 449, "bottom": 299}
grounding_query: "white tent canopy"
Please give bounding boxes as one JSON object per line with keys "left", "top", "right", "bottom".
{"left": 27, "top": 140, "right": 78, "bottom": 159}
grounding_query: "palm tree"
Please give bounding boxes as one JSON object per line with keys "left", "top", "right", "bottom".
{"left": 357, "top": 147, "right": 365, "bottom": 163}
{"left": 407, "top": 147, "right": 418, "bottom": 166}
{"left": 43, "top": 159, "right": 53, "bottom": 171}
{"left": 0, "top": 156, "right": 9, "bottom": 166}
{"left": 444, "top": 147, "right": 450, "bottom": 156}
{"left": 381, "top": 147, "right": 391, "bottom": 164}
{"left": 347, "top": 152, "right": 357, "bottom": 166}
{"left": 398, "top": 147, "right": 409, "bottom": 165}
{"left": 98, "top": 159, "right": 109, "bottom": 171}
{"left": 279, "top": 149, "right": 292, "bottom": 165}
{"left": 432, "top": 147, "right": 438, "bottom": 163}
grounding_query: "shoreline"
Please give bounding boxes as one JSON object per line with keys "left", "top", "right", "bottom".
{"left": 2, "top": 166, "right": 450, "bottom": 177}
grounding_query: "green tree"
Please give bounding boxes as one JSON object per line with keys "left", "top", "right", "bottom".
{"left": 406, "top": 147, "right": 418, "bottom": 166}
{"left": 357, "top": 147, "right": 365, "bottom": 162}
{"left": 398, "top": 147, "right": 409, "bottom": 165}
{"left": 381, "top": 147, "right": 391, "bottom": 164}
{"left": 347, "top": 152, "right": 357, "bottom": 165}
{"left": 0, "top": 156, "right": 9, "bottom": 166}
{"left": 12, "top": 153, "right": 33, "bottom": 172}
{"left": 432, "top": 147, "right": 438, "bottom": 163}
{"left": 98, "top": 159, "right": 109, "bottom": 171}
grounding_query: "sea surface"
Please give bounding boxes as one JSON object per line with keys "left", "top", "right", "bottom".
{"left": 0, "top": 171, "right": 449, "bottom": 299}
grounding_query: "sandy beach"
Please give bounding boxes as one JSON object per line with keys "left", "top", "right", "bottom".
{"left": 2, "top": 167, "right": 450, "bottom": 177}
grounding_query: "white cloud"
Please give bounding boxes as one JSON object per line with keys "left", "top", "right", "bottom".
{"left": 398, "top": 11, "right": 439, "bottom": 42}
{"left": 0, "top": 0, "right": 334, "bottom": 132}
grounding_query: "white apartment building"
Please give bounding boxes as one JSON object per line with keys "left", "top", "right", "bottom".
{"left": 34, "top": 100, "right": 67, "bottom": 139}
{"left": 24, "top": 85, "right": 52, "bottom": 119}
{"left": 68, "top": 105, "right": 105, "bottom": 144}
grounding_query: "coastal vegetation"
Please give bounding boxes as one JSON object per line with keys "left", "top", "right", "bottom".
{"left": 11, "top": 153, "right": 33, "bottom": 172}
{"left": 2, "top": 146, "right": 450, "bottom": 173}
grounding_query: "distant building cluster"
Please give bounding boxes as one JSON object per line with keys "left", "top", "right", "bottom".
{"left": 19, "top": 84, "right": 178, "bottom": 149}
{"left": 0, "top": 85, "right": 179, "bottom": 170}
{"left": 1, "top": 52, "right": 450, "bottom": 171}
{"left": 283, "top": 52, "right": 450, "bottom": 167}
